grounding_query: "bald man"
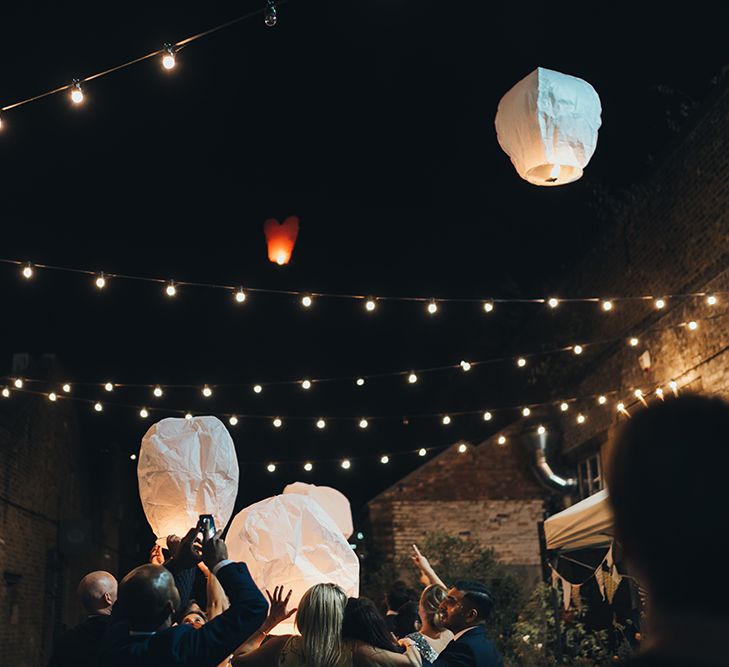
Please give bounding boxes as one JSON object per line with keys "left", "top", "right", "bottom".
{"left": 47, "top": 570, "right": 117, "bottom": 667}
{"left": 103, "top": 528, "right": 267, "bottom": 667}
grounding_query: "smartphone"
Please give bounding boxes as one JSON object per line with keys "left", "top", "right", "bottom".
{"left": 197, "top": 514, "right": 216, "bottom": 541}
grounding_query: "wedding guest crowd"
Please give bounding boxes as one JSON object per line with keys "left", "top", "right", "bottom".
{"left": 47, "top": 394, "right": 729, "bottom": 667}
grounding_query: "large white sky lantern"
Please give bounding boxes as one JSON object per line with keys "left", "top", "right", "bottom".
{"left": 283, "top": 481, "right": 354, "bottom": 539}
{"left": 495, "top": 67, "right": 602, "bottom": 186}
{"left": 138, "top": 416, "right": 239, "bottom": 546}
{"left": 226, "top": 493, "right": 360, "bottom": 635}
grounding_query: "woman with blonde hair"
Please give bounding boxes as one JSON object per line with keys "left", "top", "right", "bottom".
{"left": 404, "top": 584, "right": 453, "bottom": 662}
{"left": 232, "top": 582, "right": 352, "bottom": 667}
{"left": 233, "top": 583, "right": 422, "bottom": 667}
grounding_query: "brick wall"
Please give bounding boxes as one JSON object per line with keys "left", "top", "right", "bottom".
{"left": 0, "top": 357, "right": 122, "bottom": 667}
{"left": 547, "top": 81, "right": 729, "bottom": 464}
{"left": 367, "top": 435, "right": 546, "bottom": 571}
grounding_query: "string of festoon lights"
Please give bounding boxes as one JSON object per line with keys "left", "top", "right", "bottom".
{"left": 1, "top": 355, "right": 716, "bottom": 470}
{"left": 2, "top": 258, "right": 726, "bottom": 313}
{"left": 0, "top": 2, "right": 284, "bottom": 126}
{"left": 2, "top": 311, "right": 725, "bottom": 397}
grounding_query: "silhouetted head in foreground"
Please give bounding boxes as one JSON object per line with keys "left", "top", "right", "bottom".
{"left": 116, "top": 564, "right": 181, "bottom": 632}
{"left": 607, "top": 393, "right": 729, "bottom": 616}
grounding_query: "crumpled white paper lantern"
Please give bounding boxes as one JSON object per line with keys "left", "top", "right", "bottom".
{"left": 138, "top": 416, "right": 239, "bottom": 546}
{"left": 495, "top": 67, "right": 602, "bottom": 186}
{"left": 226, "top": 493, "right": 360, "bottom": 634}
{"left": 283, "top": 482, "right": 354, "bottom": 539}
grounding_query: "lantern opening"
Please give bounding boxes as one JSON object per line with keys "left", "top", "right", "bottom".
{"left": 529, "top": 163, "right": 582, "bottom": 186}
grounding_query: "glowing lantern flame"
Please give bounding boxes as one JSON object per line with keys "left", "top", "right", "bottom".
{"left": 264, "top": 216, "right": 300, "bottom": 266}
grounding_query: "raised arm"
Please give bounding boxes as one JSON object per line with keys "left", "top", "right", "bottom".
{"left": 410, "top": 545, "right": 446, "bottom": 589}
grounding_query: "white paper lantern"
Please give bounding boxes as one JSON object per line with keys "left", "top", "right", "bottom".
{"left": 138, "top": 416, "right": 239, "bottom": 546}
{"left": 495, "top": 67, "right": 601, "bottom": 186}
{"left": 226, "top": 493, "right": 360, "bottom": 635}
{"left": 283, "top": 481, "right": 354, "bottom": 539}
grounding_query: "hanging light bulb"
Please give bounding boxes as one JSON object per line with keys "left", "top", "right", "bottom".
{"left": 560, "top": 402, "right": 569, "bottom": 412}
{"left": 418, "top": 448, "right": 427, "bottom": 457}
{"left": 573, "top": 344, "right": 583, "bottom": 355}
{"left": 427, "top": 300, "right": 438, "bottom": 315}
{"left": 655, "top": 387, "right": 665, "bottom": 400}
{"left": 22, "top": 262, "right": 33, "bottom": 279}
{"left": 517, "top": 357, "right": 527, "bottom": 368}
{"left": 407, "top": 372, "right": 418, "bottom": 384}
{"left": 547, "top": 297, "right": 559, "bottom": 309}
{"left": 706, "top": 294, "right": 718, "bottom": 306}
{"left": 264, "top": 0, "right": 278, "bottom": 27}
{"left": 629, "top": 337, "right": 639, "bottom": 347}
{"left": 598, "top": 395, "right": 607, "bottom": 405}
{"left": 687, "top": 320, "right": 698, "bottom": 330}
{"left": 577, "top": 414, "right": 586, "bottom": 424}
{"left": 341, "top": 459, "right": 351, "bottom": 469}
{"left": 202, "top": 385, "right": 213, "bottom": 398}
{"left": 48, "top": 392, "right": 57, "bottom": 402}
{"left": 669, "top": 380, "right": 679, "bottom": 397}
{"left": 267, "top": 463, "right": 276, "bottom": 473}
{"left": 601, "top": 300, "right": 613, "bottom": 311}
{"left": 316, "top": 418, "right": 326, "bottom": 429}
{"left": 153, "top": 386, "right": 163, "bottom": 397}
{"left": 139, "top": 408, "right": 149, "bottom": 418}
{"left": 166, "top": 281, "right": 177, "bottom": 297}
{"left": 358, "top": 418, "right": 369, "bottom": 429}
{"left": 483, "top": 301, "right": 494, "bottom": 313}
{"left": 14, "top": 378, "right": 23, "bottom": 389}
{"left": 302, "top": 379, "right": 312, "bottom": 390}
{"left": 460, "top": 360, "right": 472, "bottom": 372}
{"left": 522, "top": 407, "right": 531, "bottom": 417}
{"left": 95, "top": 272, "right": 106, "bottom": 289}
{"left": 483, "top": 411, "right": 492, "bottom": 421}
{"left": 617, "top": 402, "right": 630, "bottom": 417}
{"left": 497, "top": 435, "right": 507, "bottom": 445}
{"left": 70, "top": 79, "right": 84, "bottom": 104}
{"left": 2, "top": 388, "right": 10, "bottom": 398}
{"left": 365, "top": 298, "right": 377, "bottom": 312}
{"left": 380, "top": 455, "right": 389, "bottom": 464}
{"left": 356, "top": 377, "right": 365, "bottom": 387}
{"left": 185, "top": 412, "right": 193, "bottom": 420}
{"left": 130, "top": 454, "right": 137, "bottom": 461}
{"left": 634, "top": 389, "right": 648, "bottom": 406}
{"left": 537, "top": 425, "right": 546, "bottom": 435}
{"left": 162, "top": 44, "right": 176, "bottom": 70}
{"left": 458, "top": 443, "right": 468, "bottom": 453}
{"left": 229, "top": 416, "right": 238, "bottom": 426}
{"left": 104, "top": 382, "right": 114, "bottom": 392}
{"left": 654, "top": 297, "right": 666, "bottom": 309}
{"left": 301, "top": 295, "right": 313, "bottom": 308}
{"left": 94, "top": 402, "right": 103, "bottom": 412}
{"left": 273, "top": 417, "right": 282, "bottom": 428}
{"left": 253, "top": 384, "right": 263, "bottom": 394}
{"left": 234, "top": 288, "right": 247, "bottom": 303}
{"left": 62, "top": 383, "right": 71, "bottom": 393}
{"left": 304, "top": 462, "right": 313, "bottom": 472}
{"left": 0, "top": 114, "right": 4, "bottom": 130}
{"left": 442, "top": 415, "right": 451, "bottom": 425}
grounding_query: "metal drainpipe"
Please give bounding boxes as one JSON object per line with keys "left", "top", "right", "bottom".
{"left": 523, "top": 427, "right": 577, "bottom": 493}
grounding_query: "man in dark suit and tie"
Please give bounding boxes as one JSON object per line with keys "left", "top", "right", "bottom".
{"left": 104, "top": 528, "right": 268, "bottom": 667}
{"left": 422, "top": 580, "right": 503, "bottom": 667}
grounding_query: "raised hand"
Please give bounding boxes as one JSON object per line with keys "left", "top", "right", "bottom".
{"left": 261, "top": 586, "right": 297, "bottom": 633}
{"left": 150, "top": 543, "right": 164, "bottom": 565}
{"left": 174, "top": 527, "right": 203, "bottom": 570}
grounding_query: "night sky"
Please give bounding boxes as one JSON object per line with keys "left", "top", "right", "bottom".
{"left": 2, "top": 1, "right": 728, "bottom": 553}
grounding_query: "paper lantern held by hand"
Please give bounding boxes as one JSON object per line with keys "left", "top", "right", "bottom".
{"left": 495, "top": 67, "right": 602, "bottom": 186}
{"left": 283, "top": 481, "right": 354, "bottom": 539}
{"left": 263, "top": 215, "right": 300, "bottom": 266}
{"left": 138, "top": 416, "right": 239, "bottom": 547}
{"left": 226, "top": 493, "right": 360, "bottom": 635}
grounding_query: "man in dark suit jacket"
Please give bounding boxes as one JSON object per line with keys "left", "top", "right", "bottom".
{"left": 103, "top": 528, "right": 268, "bottom": 667}
{"left": 47, "top": 570, "right": 118, "bottom": 667}
{"left": 423, "top": 580, "right": 503, "bottom": 667}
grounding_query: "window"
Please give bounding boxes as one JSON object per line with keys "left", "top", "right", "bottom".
{"left": 578, "top": 453, "right": 602, "bottom": 499}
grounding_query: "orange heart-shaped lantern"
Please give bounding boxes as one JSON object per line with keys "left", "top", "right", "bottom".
{"left": 263, "top": 216, "right": 300, "bottom": 266}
